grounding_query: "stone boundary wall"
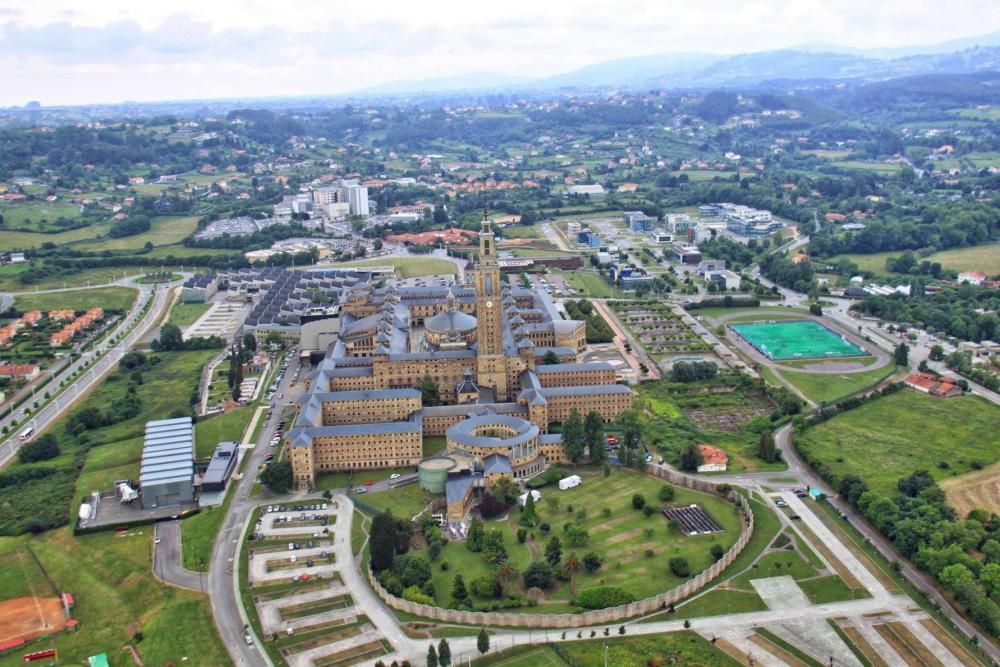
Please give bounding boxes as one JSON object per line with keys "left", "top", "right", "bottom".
{"left": 367, "top": 465, "right": 753, "bottom": 628}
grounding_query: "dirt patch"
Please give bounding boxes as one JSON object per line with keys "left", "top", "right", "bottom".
{"left": 797, "top": 361, "right": 868, "bottom": 372}
{"left": 0, "top": 596, "right": 66, "bottom": 645}
{"left": 940, "top": 461, "right": 1000, "bottom": 518}
{"left": 604, "top": 528, "right": 645, "bottom": 546}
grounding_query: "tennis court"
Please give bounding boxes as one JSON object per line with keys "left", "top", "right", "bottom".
{"left": 730, "top": 320, "right": 866, "bottom": 360}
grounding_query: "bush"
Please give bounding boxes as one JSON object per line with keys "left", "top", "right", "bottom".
{"left": 657, "top": 485, "right": 675, "bottom": 502}
{"left": 517, "top": 528, "right": 527, "bottom": 543}
{"left": 669, "top": 557, "right": 690, "bottom": 577}
{"left": 576, "top": 586, "right": 636, "bottom": 609}
{"left": 583, "top": 552, "right": 603, "bottom": 573}
{"left": 402, "top": 585, "right": 434, "bottom": 605}
{"left": 710, "top": 544, "right": 725, "bottom": 561}
{"left": 631, "top": 494, "right": 646, "bottom": 510}
{"left": 642, "top": 505, "right": 655, "bottom": 518}
{"left": 523, "top": 560, "right": 556, "bottom": 590}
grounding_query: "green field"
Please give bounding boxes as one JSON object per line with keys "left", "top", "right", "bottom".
{"left": 0, "top": 221, "right": 113, "bottom": 250}
{"left": 795, "top": 390, "right": 1000, "bottom": 493}
{"left": 0, "top": 529, "right": 227, "bottom": 667}
{"left": 194, "top": 406, "right": 254, "bottom": 458}
{"left": 331, "top": 257, "right": 458, "bottom": 278}
{"left": 830, "top": 161, "right": 903, "bottom": 175}
{"left": 168, "top": 301, "right": 211, "bottom": 327}
{"left": 731, "top": 320, "right": 865, "bottom": 360}
{"left": 13, "top": 286, "right": 138, "bottom": 314}
{"left": 555, "top": 271, "right": 622, "bottom": 298}
{"left": 955, "top": 107, "right": 1000, "bottom": 121}
{"left": 415, "top": 468, "right": 741, "bottom": 610}
{"left": 800, "top": 149, "right": 852, "bottom": 160}
{"left": 75, "top": 215, "right": 200, "bottom": 252}
{"left": 830, "top": 243, "right": 1000, "bottom": 275}
{"left": 0, "top": 201, "right": 87, "bottom": 232}
{"left": 772, "top": 364, "right": 895, "bottom": 404}
{"left": 0, "top": 265, "right": 147, "bottom": 292}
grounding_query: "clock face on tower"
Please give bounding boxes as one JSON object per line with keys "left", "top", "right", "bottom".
{"left": 486, "top": 300, "right": 493, "bottom": 308}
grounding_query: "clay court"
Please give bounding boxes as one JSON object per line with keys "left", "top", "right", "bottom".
{"left": 0, "top": 596, "right": 66, "bottom": 645}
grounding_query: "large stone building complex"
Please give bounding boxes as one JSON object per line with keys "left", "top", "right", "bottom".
{"left": 285, "top": 214, "right": 633, "bottom": 510}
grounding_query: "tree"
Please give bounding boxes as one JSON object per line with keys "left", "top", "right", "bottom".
{"left": 631, "top": 493, "right": 646, "bottom": 510}
{"left": 657, "top": 485, "right": 675, "bottom": 502}
{"left": 545, "top": 536, "right": 562, "bottom": 566}
{"left": 426, "top": 644, "right": 438, "bottom": 667}
{"left": 496, "top": 563, "right": 519, "bottom": 593}
{"left": 260, "top": 460, "right": 292, "bottom": 494}
{"left": 562, "top": 409, "right": 585, "bottom": 464}
{"left": 615, "top": 409, "right": 643, "bottom": 450}
{"left": 477, "top": 628, "right": 490, "bottom": 655}
{"left": 523, "top": 560, "right": 556, "bottom": 589}
{"left": 520, "top": 492, "right": 538, "bottom": 526}
{"left": 563, "top": 553, "right": 582, "bottom": 594}
{"left": 18, "top": 433, "right": 59, "bottom": 463}
{"left": 542, "top": 349, "right": 560, "bottom": 365}
{"left": 929, "top": 344, "right": 944, "bottom": 361}
{"left": 370, "top": 511, "right": 399, "bottom": 572}
{"left": 757, "top": 430, "right": 779, "bottom": 463}
{"left": 437, "top": 639, "right": 451, "bottom": 667}
{"left": 710, "top": 544, "right": 725, "bottom": 561}
{"left": 894, "top": 342, "right": 909, "bottom": 367}
{"left": 679, "top": 445, "right": 703, "bottom": 472}
{"left": 451, "top": 574, "right": 468, "bottom": 602}
{"left": 583, "top": 551, "right": 603, "bottom": 573}
{"left": 243, "top": 332, "right": 257, "bottom": 351}
{"left": 154, "top": 323, "right": 184, "bottom": 351}
{"left": 467, "top": 518, "right": 484, "bottom": 552}
{"left": 809, "top": 302, "right": 823, "bottom": 316}
{"left": 265, "top": 331, "right": 284, "bottom": 349}
{"left": 584, "top": 410, "right": 606, "bottom": 465}
{"left": 419, "top": 373, "right": 441, "bottom": 406}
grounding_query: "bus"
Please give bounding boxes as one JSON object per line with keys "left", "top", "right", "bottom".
{"left": 19, "top": 426, "right": 33, "bottom": 441}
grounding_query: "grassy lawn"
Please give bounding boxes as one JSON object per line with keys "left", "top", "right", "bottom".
{"left": 426, "top": 468, "right": 742, "bottom": 610}
{"left": 799, "top": 575, "right": 868, "bottom": 604}
{"left": 13, "top": 286, "right": 138, "bottom": 314}
{"left": 74, "top": 215, "right": 200, "bottom": 252}
{"left": 0, "top": 529, "right": 227, "bottom": 667}
{"left": 0, "top": 265, "right": 147, "bottom": 292}
{"left": 315, "top": 466, "right": 417, "bottom": 491}
{"left": 0, "top": 201, "right": 87, "bottom": 232}
{"left": 795, "top": 390, "right": 1000, "bottom": 493}
{"left": 773, "top": 364, "right": 896, "bottom": 404}
{"left": 558, "top": 630, "right": 740, "bottom": 666}
{"left": 356, "top": 483, "right": 433, "bottom": 520}
{"left": 830, "top": 160, "right": 903, "bottom": 175}
{"left": 169, "top": 301, "right": 211, "bottom": 327}
{"left": 194, "top": 406, "right": 255, "bottom": 458}
{"left": 667, "top": 588, "right": 767, "bottom": 619}
{"left": 330, "top": 257, "right": 457, "bottom": 277}
{"left": 555, "top": 271, "right": 621, "bottom": 298}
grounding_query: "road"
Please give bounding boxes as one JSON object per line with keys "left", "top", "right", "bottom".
{"left": 0, "top": 276, "right": 176, "bottom": 470}
{"left": 153, "top": 519, "right": 205, "bottom": 592}
{"left": 208, "top": 355, "right": 307, "bottom": 666}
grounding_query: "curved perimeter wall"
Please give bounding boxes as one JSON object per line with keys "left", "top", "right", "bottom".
{"left": 368, "top": 465, "right": 754, "bottom": 628}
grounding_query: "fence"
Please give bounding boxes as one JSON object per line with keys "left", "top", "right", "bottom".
{"left": 367, "top": 466, "right": 753, "bottom": 628}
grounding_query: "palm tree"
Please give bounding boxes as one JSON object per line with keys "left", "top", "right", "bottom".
{"left": 496, "top": 563, "right": 519, "bottom": 594}
{"left": 563, "top": 553, "right": 582, "bottom": 594}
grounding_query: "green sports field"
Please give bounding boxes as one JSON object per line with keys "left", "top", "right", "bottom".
{"left": 731, "top": 320, "right": 865, "bottom": 360}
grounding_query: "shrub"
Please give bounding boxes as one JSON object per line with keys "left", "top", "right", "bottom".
{"left": 710, "top": 544, "right": 725, "bottom": 561}
{"left": 523, "top": 560, "right": 556, "bottom": 590}
{"left": 582, "top": 552, "right": 603, "bottom": 573}
{"left": 657, "top": 485, "right": 675, "bottom": 502}
{"left": 517, "top": 528, "right": 527, "bottom": 543}
{"left": 539, "top": 522, "right": 550, "bottom": 533}
{"left": 402, "top": 586, "right": 434, "bottom": 605}
{"left": 576, "top": 586, "right": 635, "bottom": 609}
{"left": 669, "top": 557, "right": 690, "bottom": 577}
{"left": 18, "top": 433, "right": 59, "bottom": 463}
{"left": 642, "top": 505, "right": 655, "bottom": 518}
{"left": 631, "top": 494, "right": 646, "bottom": 510}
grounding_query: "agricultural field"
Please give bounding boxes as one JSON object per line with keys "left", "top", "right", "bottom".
{"left": 940, "top": 460, "right": 1000, "bottom": 518}
{"left": 415, "top": 468, "right": 742, "bottom": 611}
{"left": 795, "top": 389, "right": 1000, "bottom": 494}
{"left": 0, "top": 221, "right": 113, "bottom": 249}
{"left": 610, "top": 300, "right": 710, "bottom": 355}
{"left": 829, "top": 160, "right": 904, "bottom": 175}
{"left": 329, "top": 257, "right": 457, "bottom": 278}
{"left": 0, "top": 529, "right": 227, "bottom": 667}
{"left": 13, "top": 286, "right": 138, "bottom": 315}
{"left": 0, "top": 201, "right": 88, "bottom": 232}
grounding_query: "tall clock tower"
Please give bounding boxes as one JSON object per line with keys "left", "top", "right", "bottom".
{"left": 475, "top": 210, "right": 508, "bottom": 399}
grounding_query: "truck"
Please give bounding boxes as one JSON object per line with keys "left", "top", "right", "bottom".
{"left": 558, "top": 475, "right": 582, "bottom": 491}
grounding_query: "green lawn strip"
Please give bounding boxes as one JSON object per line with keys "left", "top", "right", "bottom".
{"left": 754, "top": 627, "right": 825, "bottom": 667}
{"left": 316, "top": 466, "right": 415, "bottom": 491}
{"left": 776, "top": 364, "right": 896, "bottom": 404}
{"left": 646, "top": 588, "right": 767, "bottom": 621}
{"left": 720, "top": 493, "right": 783, "bottom": 578}
{"left": 790, "top": 533, "right": 827, "bottom": 570}
{"left": 798, "top": 575, "right": 869, "bottom": 604}
{"left": 181, "top": 488, "right": 235, "bottom": 571}
{"left": 813, "top": 502, "right": 990, "bottom": 663}
{"left": 350, "top": 510, "right": 368, "bottom": 558}
{"left": 554, "top": 630, "right": 741, "bottom": 666}
{"left": 474, "top": 644, "right": 568, "bottom": 666}
{"left": 355, "top": 483, "right": 433, "bottom": 520}
{"left": 826, "top": 619, "right": 874, "bottom": 667}
{"left": 423, "top": 435, "right": 447, "bottom": 457}
{"left": 328, "top": 257, "right": 457, "bottom": 277}
{"left": 0, "top": 529, "right": 228, "bottom": 667}
{"left": 13, "top": 286, "right": 138, "bottom": 314}
{"left": 168, "top": 301, "right": 211, "bottom": 327}
{"left": 729, "top": 549, "right": 817, "bottom": 589}
{"left": 795, "top": 390, "right": 1000, "bottom": 494}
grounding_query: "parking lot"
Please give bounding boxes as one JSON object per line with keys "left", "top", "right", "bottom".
{"left": 259, "top": 503, "right": 336, "bottom": 539}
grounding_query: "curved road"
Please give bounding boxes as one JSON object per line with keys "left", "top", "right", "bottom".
{"left": 0, "top": 277, "right": 178, "bottom": 470}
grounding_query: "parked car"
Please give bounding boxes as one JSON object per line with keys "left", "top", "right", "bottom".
{"left": 389, "top": 473, "right": 401, "bottom": 480}
{"left": 363, "top": 480, "right": 375, "bottom": 486}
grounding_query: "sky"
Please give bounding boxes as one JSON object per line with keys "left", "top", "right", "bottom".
{"left": 0, "top": 0, "right": 997, "bottom": 106}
